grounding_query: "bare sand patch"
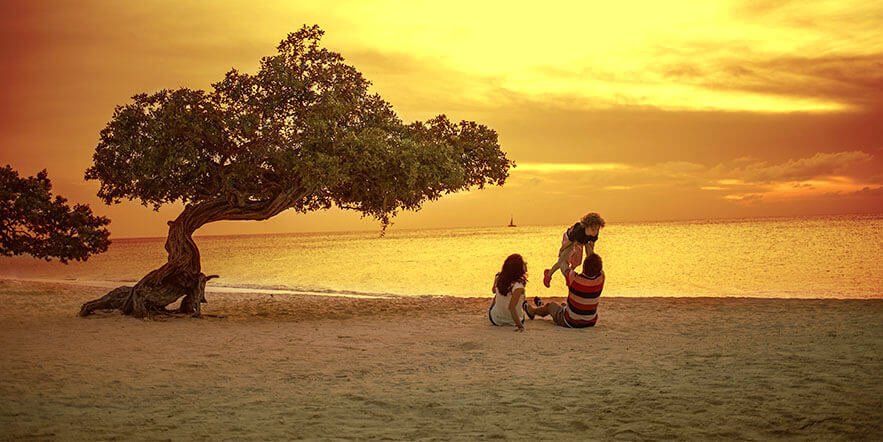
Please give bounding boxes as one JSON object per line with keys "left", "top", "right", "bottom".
{"left": 1, "top": 280, "right": 881, "bottom": 440}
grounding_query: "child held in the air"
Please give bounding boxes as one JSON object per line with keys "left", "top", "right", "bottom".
{"left": 543, "top": 212, "right": 605, "bottom": 288}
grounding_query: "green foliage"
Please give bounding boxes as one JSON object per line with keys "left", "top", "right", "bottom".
{"left": 86, "top": 25, "right": 512, "bottom": 227}
{"left": 0, "top": 165, "right": 110, "bottom": 262}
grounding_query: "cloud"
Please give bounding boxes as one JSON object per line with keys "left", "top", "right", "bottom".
{"left": 734, "top": 0, "right": 883, "bottom": 33}
{"left": 848, "top": 186, "right": 883, "bottom": 197}
{"left": 333, "top": 1, "right": 883, "bottom": 114}
{"left": 508, "top": 150, "right": 881, "bottom": 206}
{"left": 696, "top": 151, "right": 881, "bottom": 203}
{"left": 514, "top": 163, "right": 630, "bottom": 173}
{"left": 719, "top": 151, "right": 873, "bottom": 183}
{"left": 661, "top": 53, "right": 883, "bottom": 111}
{"left": 723, "top": 193, "right": 764, "bottom": 203}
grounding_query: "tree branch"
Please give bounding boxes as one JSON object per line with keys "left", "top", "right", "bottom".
{"left": 214, "top": 186, "right": 309, "bottom": 221}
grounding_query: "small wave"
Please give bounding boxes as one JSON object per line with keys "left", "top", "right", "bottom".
{"left": 207, "top": 281, "right": 429, "bottom": 299}
{"left": 1, "top": 277, "right": 412, "bottom": 299}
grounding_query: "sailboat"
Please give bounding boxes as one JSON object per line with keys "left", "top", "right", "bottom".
{"left": 508, "top": 215, "right": 516, "bottom": 228}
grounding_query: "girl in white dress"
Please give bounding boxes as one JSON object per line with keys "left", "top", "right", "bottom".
{"left": 488, "top": 253, "right": 534, "bottom": 332}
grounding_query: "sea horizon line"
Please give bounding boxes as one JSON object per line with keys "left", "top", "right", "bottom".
{"left": 104, "top": 211, "right": 883, "bottom": 241}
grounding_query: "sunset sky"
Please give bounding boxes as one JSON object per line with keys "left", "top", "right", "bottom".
{"left": 1, "top": 0, "right": 881, "bottom": 237}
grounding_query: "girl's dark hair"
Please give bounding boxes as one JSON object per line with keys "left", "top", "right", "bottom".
{"left": 496, "top": 253, "right": 527, "bottom": 296}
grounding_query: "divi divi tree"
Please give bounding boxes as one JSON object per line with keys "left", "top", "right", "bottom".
{"left": 79, "top": 26, "right": 512, "bottom": 318}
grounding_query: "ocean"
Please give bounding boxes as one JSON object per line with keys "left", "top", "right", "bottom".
{"left": 1, "top": 215, "right": 881, "bottom": 299}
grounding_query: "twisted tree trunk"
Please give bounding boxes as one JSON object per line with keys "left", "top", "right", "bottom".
{"left": 79, "top": 202, "right": 217, "bottom": 318}
{"left": 79, "top": 188, "right": 303, "bottom": 318}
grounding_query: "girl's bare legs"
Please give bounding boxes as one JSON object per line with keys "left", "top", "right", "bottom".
{"left": 544, "top": 242, "right": 575, "bottom": 287}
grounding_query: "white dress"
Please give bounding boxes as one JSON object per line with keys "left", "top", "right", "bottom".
{"left": 488, "top": 281, "right": 526, "bottom": 326}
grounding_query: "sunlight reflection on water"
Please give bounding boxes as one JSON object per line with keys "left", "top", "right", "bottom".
{"left": 1, "top": 215, "right": 880, "bottom": 299}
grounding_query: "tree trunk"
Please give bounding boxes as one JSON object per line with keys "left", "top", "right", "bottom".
{"left": 79, "top": 188, "right": 303, "bottom": 319}
{"left": 79, "top": 201, "right": 224, "bottom": 318}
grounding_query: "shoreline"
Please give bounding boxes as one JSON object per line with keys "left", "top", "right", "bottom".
{"left": 1, "top": 279, "right": 881, "bottom": 439}
{"left": 1, "top": 278, "right": 879, "bottom": 301}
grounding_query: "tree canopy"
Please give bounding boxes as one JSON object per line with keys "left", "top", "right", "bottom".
{"left": 77, "top": 25, "right": 512, "bottom": 318}
{"left": 85, "top": 25, "right": 512, "bottom": 227}
{"left": 1, "top": 165, "right": 110, "bottom": 263}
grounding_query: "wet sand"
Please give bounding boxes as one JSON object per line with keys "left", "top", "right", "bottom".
{"left": 1, "top": 279, "right": 881, "bottom": 440}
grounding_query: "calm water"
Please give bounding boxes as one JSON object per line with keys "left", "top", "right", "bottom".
{"left": 1, "top": 215, "right": 881, "bottom": 299}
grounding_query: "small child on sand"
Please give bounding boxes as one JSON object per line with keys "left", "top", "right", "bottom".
{"left": 543, "top": 212, "right": 605, "bottom": 288}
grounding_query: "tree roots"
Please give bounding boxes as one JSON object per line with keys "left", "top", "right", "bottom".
{"left": 78, "top": 273, "right": 218, "bottom": 319}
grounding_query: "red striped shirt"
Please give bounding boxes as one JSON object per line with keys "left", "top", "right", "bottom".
{"left": 563, "top": 269, "right": 604, "bottom": 328}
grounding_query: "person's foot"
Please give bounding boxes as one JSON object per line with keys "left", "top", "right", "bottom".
{"left": 522, "top": 301, "right": 536, "bottom": 320}
{"left": 543, "top": 269, "right": 552, "bottom": 288}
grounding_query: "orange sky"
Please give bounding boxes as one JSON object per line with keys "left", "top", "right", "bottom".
{"left": 1, "top": 0, "right": 881, "bottom": 237}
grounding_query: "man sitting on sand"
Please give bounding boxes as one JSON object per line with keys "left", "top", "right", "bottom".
{"left": 527, "top": 253, "right": 604, "bottom": 328}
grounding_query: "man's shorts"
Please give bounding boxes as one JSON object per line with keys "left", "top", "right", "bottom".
{"left": 550, "top": 303, "right": 569, "bottom": 327}
{"left": 552, "top": 304, "right": 597, "bottom": 328}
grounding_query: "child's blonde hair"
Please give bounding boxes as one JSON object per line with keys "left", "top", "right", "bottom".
{"left": 581, "top": 212, "right": 606, "bottom": 228}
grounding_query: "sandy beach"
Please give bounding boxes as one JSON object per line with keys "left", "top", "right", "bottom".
{"left": 0, "top": 279, "right": 880, "bottom": 440}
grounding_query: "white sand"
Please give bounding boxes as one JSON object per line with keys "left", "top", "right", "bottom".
{"left": 0, "top": 279, "right": 881, "bottom": 440}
